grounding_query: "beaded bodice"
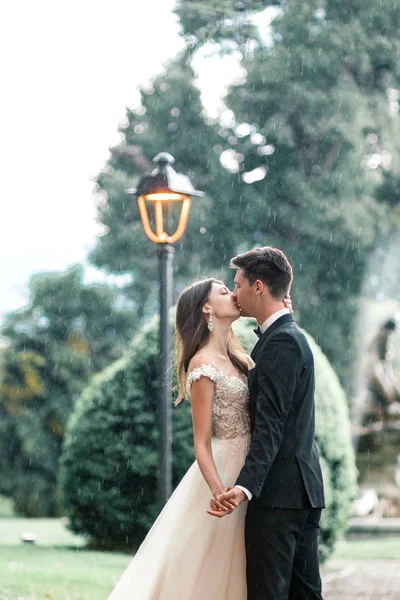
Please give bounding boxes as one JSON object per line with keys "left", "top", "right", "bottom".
{"left": 186, "top": 364, "right": 251, "bottom": 443}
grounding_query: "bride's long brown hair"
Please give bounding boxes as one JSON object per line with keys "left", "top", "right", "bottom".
{"left": 175, "top": 278, "right": 248, "bottom": 405}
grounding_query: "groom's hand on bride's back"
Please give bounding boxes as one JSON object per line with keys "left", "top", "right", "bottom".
{"left": 284, "top": 293, "right": 294, "bottom": 314}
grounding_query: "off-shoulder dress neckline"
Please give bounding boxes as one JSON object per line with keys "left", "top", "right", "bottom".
{"left": 189, "top": 363, "right": 248, "bottom": 386}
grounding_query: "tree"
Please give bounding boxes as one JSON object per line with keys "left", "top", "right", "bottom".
{"left": 90, "top": 57, "right": 231, "bottom": 322}
{"left": 61, "top": 316, "right": 356, "bottom": 560}
{"left": 175, "top": 0, "right": 400, "bottom": 382}
{"left": 90, "top": 0, "right": 400, "bottom": 387}
{"left": 0, "top": 265, "right": 136, "bottom": 515}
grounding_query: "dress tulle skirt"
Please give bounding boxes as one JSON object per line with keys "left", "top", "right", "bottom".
{"left": 107, "top": 437, "right": 249, "bottom": 599}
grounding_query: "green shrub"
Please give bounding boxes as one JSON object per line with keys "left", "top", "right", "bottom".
{"left": 309, "top": 334, "right": 357, "bottom": 561}
{"left": 61, "top": 316, "right": 356, "bottom": 559}
{"left": 60, "top": 318, "right": 193, "bottom": 549}
{"left": 0, "top": 266, "right": 137, "bottom": 517}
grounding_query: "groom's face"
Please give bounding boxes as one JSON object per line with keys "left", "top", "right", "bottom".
{"left": 232, "top": 269, "right": 255, "bottom": 317}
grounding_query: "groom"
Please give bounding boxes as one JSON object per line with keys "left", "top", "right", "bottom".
{"left": 210, "top": 247, "right": 325, "bottom": 599}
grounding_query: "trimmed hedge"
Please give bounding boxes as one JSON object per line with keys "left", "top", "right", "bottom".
{"left": 61, "top": 316, "right": 356, "bottom": 559}
{"left": 310, "top": 335, "right": 358, "bottom": 561}
{"left": 60, "top": 319, "right": 193, "bottom": 549}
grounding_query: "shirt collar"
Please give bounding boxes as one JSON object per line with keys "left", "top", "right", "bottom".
{"left": 259, "top": 308, "right": 291, "bottom": 335}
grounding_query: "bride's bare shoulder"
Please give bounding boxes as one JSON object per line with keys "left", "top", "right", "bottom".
{"left": 188, "top": 352, "right": 214, "bottom": 373}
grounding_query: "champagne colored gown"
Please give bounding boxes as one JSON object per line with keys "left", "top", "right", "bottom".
{"left": 107, "top": 363, "right": 251, "bottom": 600}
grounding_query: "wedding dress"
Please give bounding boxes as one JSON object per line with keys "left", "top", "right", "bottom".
{"left": 107, "top": 363, "right": 251, "bottom": 599}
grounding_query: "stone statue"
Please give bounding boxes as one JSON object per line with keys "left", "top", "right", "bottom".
{"left": 354, "top": 316, "right": 400, "bottom": 519}
{"left": 366, "top": 317, "right": 400, "bottom": 416}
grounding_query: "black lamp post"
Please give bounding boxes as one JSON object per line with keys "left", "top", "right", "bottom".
{"left": 130, "top": 152, "right": 204, "bottom": 507}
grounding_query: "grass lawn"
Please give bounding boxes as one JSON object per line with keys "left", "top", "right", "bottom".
{"left": 0, "top": 497, "right": 399, "bottom": 599}
{"left": 331, "top": 536, "right": 400, "bottom": 561}
{"left": 0, "top": 496, "right": 15, "bottom": 518}
{"left": 1, "top": 517, "right": 85, "bottom": 548}
{"left": 0, "top": 546, "right": 130, "bottom": 600}
{"left": 0, "top": 509, "right": 130, "bottom": 600}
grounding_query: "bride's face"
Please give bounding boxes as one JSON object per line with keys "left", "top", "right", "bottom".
{"left": 206, "top": 282, "right": 241, "bottom": 322}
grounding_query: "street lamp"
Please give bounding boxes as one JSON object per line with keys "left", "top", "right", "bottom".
{"left": 130, "top": 152, "right": 204, "bottom": 507}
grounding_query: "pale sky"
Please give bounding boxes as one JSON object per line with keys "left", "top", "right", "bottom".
{"left": 0, "top": 1, "right": 274, "bottom": 320}
{"left": 0, "top": 0, "right": 182, "bottom": 318}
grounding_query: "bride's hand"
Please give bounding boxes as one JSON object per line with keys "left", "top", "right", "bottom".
{"left": 214, "top": 488, "right": 237, "bottom": 509}
{"left": 284, "top": 293, "right": 294, "bottom": 314}
{"left": 208, "top": 496, "right": 236, "bottom": 518}
{"left": 208, "top": 497, "right": 227, "bottom": 517}
{"left": 207, "top": 487, "right": 238, "bottom": 517}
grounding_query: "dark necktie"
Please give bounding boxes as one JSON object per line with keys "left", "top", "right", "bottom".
{"left": 253, "top": 327, "right": 262, "bottom": 338}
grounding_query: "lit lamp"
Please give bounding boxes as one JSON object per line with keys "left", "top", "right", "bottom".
{"left": 129, "top": 152, "right": 204, "bottom": 507}
{"left": 136, "top": 152, "right": 201, "bottom": 244}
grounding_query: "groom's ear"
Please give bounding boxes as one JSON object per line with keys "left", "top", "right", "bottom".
{"left": 254, "top": 279, "right": 265, "bottom": 295}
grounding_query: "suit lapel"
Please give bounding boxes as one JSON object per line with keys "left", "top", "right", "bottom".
{"left": 251, "top": 313, "right": 294, "bottom": 360}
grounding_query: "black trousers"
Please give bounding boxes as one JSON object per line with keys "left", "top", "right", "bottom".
{"left": 245, "top": 505, "right": 323, "bottom": 600}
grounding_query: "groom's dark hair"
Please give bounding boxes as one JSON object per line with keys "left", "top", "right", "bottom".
{"left": 230, "top": 246, "right": 293, "bottom": 300}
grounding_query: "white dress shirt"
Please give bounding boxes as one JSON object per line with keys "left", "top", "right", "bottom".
{"left": 235, "top": 307, "right": 291, "bottom": 501}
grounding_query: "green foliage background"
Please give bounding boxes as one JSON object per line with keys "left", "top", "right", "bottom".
{"left": 0, "top": 266, "right": 136, "bottom": 516}
{"left": 91, "top": 0, "right": 400, "bottom": 387}
{"left": 3, "top": 0, "right": 399, "bottom": 526}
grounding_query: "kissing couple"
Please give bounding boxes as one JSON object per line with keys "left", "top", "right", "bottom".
{"left": 108, "top": 246, "right": 325, "bottom": 600}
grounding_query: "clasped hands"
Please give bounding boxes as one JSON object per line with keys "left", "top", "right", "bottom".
{"left": 207, "top": 487, "right": 247, "bottom": 518}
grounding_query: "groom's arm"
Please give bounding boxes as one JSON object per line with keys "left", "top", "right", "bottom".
{"left": 235, "top": 332, "right": 303, "bottom": 498}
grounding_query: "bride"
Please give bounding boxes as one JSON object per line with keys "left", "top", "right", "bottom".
{"left": 107, "top": 278, "right": 291, "bottom": 599}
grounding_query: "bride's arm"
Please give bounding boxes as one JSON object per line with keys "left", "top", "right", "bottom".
{"left": 190, "top": 375, "right": 226, "bottom": 497}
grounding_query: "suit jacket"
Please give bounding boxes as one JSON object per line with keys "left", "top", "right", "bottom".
{"left": 236, "top": 314, "right": 325, "bottom": 509}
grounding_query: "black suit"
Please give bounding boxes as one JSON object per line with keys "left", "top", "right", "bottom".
{"left": 236, "top": 313, "right": 325, "bottom": 599}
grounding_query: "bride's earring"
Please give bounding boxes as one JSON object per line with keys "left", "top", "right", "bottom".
{"left": 208, "top": 311, "right": 214, "bottom": 332}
